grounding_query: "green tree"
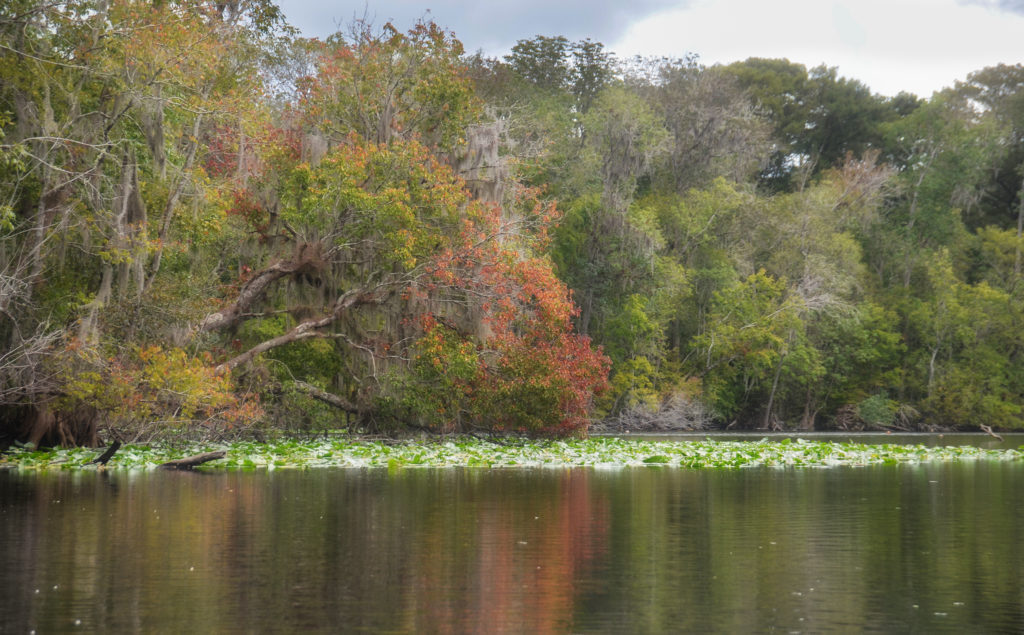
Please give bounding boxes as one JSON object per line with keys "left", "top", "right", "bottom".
{"left": 903, "top": 252, "right": 1024, "bottom": 428}
{"left": 957, "top": 64, "right": 1024, "bottom": 233}
{"left": 692, "top": 270, "right": 811, "bottom": 424}
{"left": 505, "top": 35, "right": 572, "bottom": 92}
{"left": 569, "top": 39, "right": 614, "bottom": 114}
{"left": 724, "top": 59, "right": 906, "bottom": 190}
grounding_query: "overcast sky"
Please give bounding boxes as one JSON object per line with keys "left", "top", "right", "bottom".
{"left": 276, "top": 0, "right": 1024, "bottom": 97}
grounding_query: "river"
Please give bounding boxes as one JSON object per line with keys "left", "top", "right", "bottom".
{"left": 2, "top": 435, "right": 1022, "bottom": 632}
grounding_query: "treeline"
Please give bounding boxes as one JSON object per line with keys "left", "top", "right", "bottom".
{"left": 0, "top": 1, "right": 610, "bottom": 446}
{"left": 486, "top": 37, "right": 1024, "bottom": 432}
{"left": 1, "top": 2, "right": 1022, "bottom": 446}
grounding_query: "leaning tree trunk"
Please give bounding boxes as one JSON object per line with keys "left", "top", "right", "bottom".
{"left": 214, "top": 288, "right": 382, "bottom": 372}
{"left": 198, "top": 242, "right": 329, "bottom": 334}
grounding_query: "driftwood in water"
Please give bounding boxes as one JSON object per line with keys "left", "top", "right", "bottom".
{"left": 980, "top": 424, "right": 1004, "bottom": 441}
{"left": 88, "top": 440, "right": 122, "bottom": 465}
{"left": 158, "top": 451, "right": 226, "bottom": 470}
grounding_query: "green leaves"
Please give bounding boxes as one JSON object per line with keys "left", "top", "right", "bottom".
{"left": 0, "top": 204, "right": 15, "bottom": 234}
{"left": 293, "top": 138, "right": 468, "bottom": 271}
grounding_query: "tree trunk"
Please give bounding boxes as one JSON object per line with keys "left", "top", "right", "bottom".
{"left": 216, "top": 289, "right": 380, "bottom": 372}
{"left": 198, "top": 258, "right": 311, "bottom": 333}
{"left": 141, "top": 85, "right": 167, "bottom": 179}
{"left": 144, "top": 111, "right": 204, "bottom": 292}
{"left": 293, "top": 381, "right": 364, "bottom": 414}
{"left": 79, "top": 262, "right": 113, "bottom": 344}
{"left": 799, "top": 385, "right": 817, "bottom": 430}
{"left": 763, "top": 354, "right": 785, "bottom": 430}
{"left": 927, "top": 344, "right": 940, "bottom": 399}
{"left": 29, "top": 166, "right": 52, "bottom": 284}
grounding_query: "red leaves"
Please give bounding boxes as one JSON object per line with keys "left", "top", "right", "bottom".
{"left": 406, "top": 191, "right": 609, "bottom": 434}
{"left": 225, "top": 189, "right": 269, "bottom": 232}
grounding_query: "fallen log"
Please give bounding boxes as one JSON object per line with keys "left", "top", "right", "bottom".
{"left": 88, "top": 440, "right": 122, "bottom": 466}
{"left": 158, "top": 451, "right": 226, "bottom": 470}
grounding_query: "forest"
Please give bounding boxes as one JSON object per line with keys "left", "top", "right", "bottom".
{"left": 2, "top": 0, "right": 1024, "bottom": 446}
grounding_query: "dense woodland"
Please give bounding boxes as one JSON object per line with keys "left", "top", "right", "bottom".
{"left": 3, "top": 1, "right": 1024, "bottom": 446}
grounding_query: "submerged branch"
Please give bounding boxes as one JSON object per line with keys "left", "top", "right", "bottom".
{"left": 88, "top": 440, "right": 122, "bottom": 466}
{"left": 980, "top": 424, "right": 1004, "bottom": 442}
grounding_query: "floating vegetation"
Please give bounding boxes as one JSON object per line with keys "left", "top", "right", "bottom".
{"left": 2, "top": 437, "right": 1022, "bottom": 472}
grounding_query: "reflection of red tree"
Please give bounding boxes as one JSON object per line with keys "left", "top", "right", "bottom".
{"left": 410, "top": 470, "right": 610, "bottom": 633}
{"left": 518, "top": 469, "right": 610, "bottom": 633}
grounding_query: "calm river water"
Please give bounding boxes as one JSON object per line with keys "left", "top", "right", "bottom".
{"left": 2, "top": 439, "right": 1023, "bottom": 632}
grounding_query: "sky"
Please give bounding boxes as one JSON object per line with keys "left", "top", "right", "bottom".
{"left": 276, "top": 0, "right": 1024, "bottom": 98}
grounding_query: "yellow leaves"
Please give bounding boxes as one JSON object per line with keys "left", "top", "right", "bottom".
{"left": 395, "top": 229, "right": 418, "bottom": 269}
{"left": 57, "top": 342, "right": 259, "bottom": 427}
{"left": 97, "top": 248, "right": 132, "bottom": 265}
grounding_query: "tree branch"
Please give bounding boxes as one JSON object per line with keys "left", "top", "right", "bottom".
{"left": 216, "top": 289, "right": 382, "bottom": 372}
{"left": 292, "top": 381, "right": 364, "bottom": 413}
{"left": 198, "top": 259, "right": 305, "bottom": 333}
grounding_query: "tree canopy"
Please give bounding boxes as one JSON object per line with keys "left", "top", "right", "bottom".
{"left": 2, "top": 3, "right": 1024, "bottom": 446}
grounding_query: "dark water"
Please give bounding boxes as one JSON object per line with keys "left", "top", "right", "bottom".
{"left": 2, "top": 462, "right": 1023, "bottom": 633}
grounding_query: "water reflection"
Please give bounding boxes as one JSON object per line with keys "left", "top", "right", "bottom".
{"left": 604, "top": 431, "right": 1024, "bottom": 450}
{"left": 1, "top": 463, "right": 1022, "bottom": 632}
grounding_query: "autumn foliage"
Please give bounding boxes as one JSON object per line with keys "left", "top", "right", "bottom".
{"left": 55, "top": 341, "right": 262, "bottom": 437}
{"left": 398, "top": 200, "right": 610, "bottom": 435}
{"left": 18, "top": 4, "right": 1024, "bottom": 445}
{"left": 182, "top": 20, "right": 609, "bottom": 438}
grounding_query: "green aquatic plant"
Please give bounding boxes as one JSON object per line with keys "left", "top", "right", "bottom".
{"left": 1, "top": 437, "right": 1020, "bottom": 471}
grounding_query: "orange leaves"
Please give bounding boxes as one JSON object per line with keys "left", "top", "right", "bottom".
{"left": 379, "top": 149, "right": 609, "bottom": 434}
{"left": 402, "top": 198, "right": 609, "bottom": 434}
{"left": 174, "top": 17, "right": 606, "bottom": 436}
{"left": 111, "top": 0, "right": 232, "bottom": 92}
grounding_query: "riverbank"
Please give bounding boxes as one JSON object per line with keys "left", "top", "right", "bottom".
{"left": 2, "top": 436, "right": 1021, "bottom": 471}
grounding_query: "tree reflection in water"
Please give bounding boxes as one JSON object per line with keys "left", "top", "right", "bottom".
{"left": 1, "top": 464, "right": 1022, "bottom": 632}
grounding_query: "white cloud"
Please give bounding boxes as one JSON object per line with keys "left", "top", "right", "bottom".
{"left": 613, "top": 0, "right": 1024, "bottom": 96}
{"left": 275, "top": 0, "right": 682, "bottom": 53}
{"left": 274, "top": 0, "right": 1024, "bottom": 97}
